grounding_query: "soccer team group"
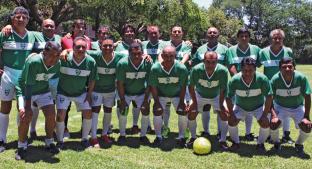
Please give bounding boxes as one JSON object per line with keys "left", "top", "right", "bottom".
{"left": 0, "top": 6, "right": 311, "bottom": 160}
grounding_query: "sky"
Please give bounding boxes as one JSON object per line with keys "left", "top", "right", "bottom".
{"left": 193, "top": 0, "right": 213, "bottom": 9}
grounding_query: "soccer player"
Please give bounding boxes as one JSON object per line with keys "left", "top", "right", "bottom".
{"left": 227, "top": 28, "right": 261, "bottom": 141}
{"left": 270, "top": 57, "right": 311, "bottom": 155}
{"left": 91, "top": 26, "right": 111, "bottom": 51}
{"left": 116, "top": 42, "right": 152, "bottom": 143}
{"left": 88, "top": 38, "right": 126, "bottom": 147}
{"left": 149, "top": 45, "right": 189, "bottom": 147}
{"left": 142, "top": 25, "right": 166, "bottom": 62}
{"left": 0, "top": 7, "right": 36, "bottom": 152}
{"left": 187, "top": 51, "right": 229, "bottom": 150}
{"left": 55, "top": 37, "right": 98, "bottom": 149}
{"left": 191, "top": 27, "right": 229, "bottom": 138}
{"left": 15, "top": 41, "right": 61, "bottom": 160}
{"left": 226, "top": 57, "right": 272, "bottom": 152}
{"left": 259, "top": 29, "right": 294, "bottom": 143}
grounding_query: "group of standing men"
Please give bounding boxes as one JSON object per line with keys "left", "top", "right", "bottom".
{"left": 0, "top": 6, "right": 310, "bottom": 160}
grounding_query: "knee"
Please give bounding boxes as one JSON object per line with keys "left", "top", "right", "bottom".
{"left": 259, "top": 118, "right": 270, "bottom": 128}
{"left": 299, "top": 122, "right": 312, "bottom": 133}
{"left": 228, "top": 116, "right": 239, "bottom": 127}
{"left": 177, "top": 110, "right": 187, "bottom": 116}
{"left": 103, "top": 106, "right": 112, "bottom": 113}
{"left": 141, "top": 107, "right": 150, "bottom": 116}
{"left": 188, "top": 111, "right": 197, "bottom": 120}
{"left": 56, "top": 111, "right": 65, "bottom": 122}
{"left": 92, "top": 106, "right": 101, "bottom": 113}
{"left": 83, "top": 111, "right": 92, "bottom": 119}
{"left": 270, "top": 119, "right": 281, "bottom": 130}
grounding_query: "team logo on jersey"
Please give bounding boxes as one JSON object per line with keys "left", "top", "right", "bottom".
{"left": 287, "top": 89, "right": 291, "bottom": 96}
{"left": 105, "top": 68, "right": 110, "bottom": 73}
{"left": 134, "top": 72, "right": 138, "bottom": 78}
{"left": 75, "top": 69, "right": 81, "bottom": 75}
{"left": 166, "top": 77, "right": 170, "bottom": 83}
{"left": 43, "top": 74, "right": 49, "bottom": 81}
{"left": 246, "top": 90, "right": 250, "bottom": 97}
{"left": 207, "top": 81, "right": 211, "bottom": 87}
{"left": 20, "top": 43, "right": 26, "bottom": 50}
{"left": 4, "top": 89, "right": 10, "bottom": 96}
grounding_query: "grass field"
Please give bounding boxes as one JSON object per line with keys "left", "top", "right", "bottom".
{"left": 1, "top": 65, "right": 312, "bottom": 169}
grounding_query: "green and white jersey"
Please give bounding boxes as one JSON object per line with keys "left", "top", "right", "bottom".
{"left": 87, "top": 50, "right": 126, "bottom": 93}
{"left": 189, "top": 63, "right": 229, "bottom": 98}
{"left": 0, "top": 31, "right": 36, "bottom": 70}
{"left": 16, "top": 53, "right": 60, "bottom": 97}
{"left": 58, "top": 52, "right": 98, "bottom": 97}
{"left": 227, "top": 72, "right": 272, "bottom": 111}
{"left": 142, "top": 40, "right": 166, "bottom": 62}
{"left": 227, "top": 44, "right": 261, "bottom": 72}
{"left": 193, "top": 43, "right": 228, "bottom": 66}
{"left": 259, "top": 46, "right": 293, "bottom": 79}
{"left": 149, "top": 61, "right": 188, "bottom": 97}
{"left": 116, "top": 57, "right": 152, "bottom": 96}
{"left": 271, "top": 71, "right": 311, "bottom": 108}
{"left": 33, "top": 32, "right": 61, "bottom": 53}
{"left": 163, "top": 41, "right": 192, "bottom": 61}
{"left": 91, "top": 40, "right": 101, "bottom": 51}
{"left": 115, "top": 42, "right": 130, "bottom": 55}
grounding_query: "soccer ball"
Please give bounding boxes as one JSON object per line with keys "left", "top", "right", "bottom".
{"left": 193, "top": 137, "right": 211, "bottom": 155}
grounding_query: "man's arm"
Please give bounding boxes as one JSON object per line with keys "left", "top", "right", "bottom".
{"left": 304, "top": 94, "right": 311, "bottom": 120}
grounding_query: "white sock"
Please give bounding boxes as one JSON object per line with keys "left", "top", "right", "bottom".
{"left": 163, "top": 104, "right": 171, "bottom": 127}
{"left": 228, "top": 125, "right": 239, "bottom": 144}
{"left": 119, "top": 115, "right": 127, "bottom": 136}
{"left": 56, "top": 121, "right": 65, "bottom": 142}
{"left": 91, "top": 112, "right": 99, "bottom": 138}
{"left": 217, "top": 114, "right": 221, "bottom": 133}
{"left": 178, "top": 115, "right": 188, "bottom": 139}
{"left": 257, "top": 127, "right": 270, "bottom": 144}
{"left": 17, "top": 141, "right": 28, "bottom": 149}
{"left": 219, "top": 120, "right": 228, "bottom": 142}
{"left": 296, "top": 130, "right": 310, "bottom": 145}
{"left": 45, "top": 138, "right": 54, "bottom": 146}
{"left": 188, "top": 119, "right": 197, "bottom": 138}
{"left": 140, "top": 115, "right": 149, "bottom": 137}
{"left": 201, "top": 111, "right": 210, "bottom": 133}
{"left": 270, "top": 129, "right": 280, "bottom": 143}
{"left": 132, "top": 107, "right": 140, "bottom": 126}
{"left": 82, "top": 119, "right": 92, "bottom": 140}
{"left": 0, "top": 113, "right": 9, "bottom": 143}
{"left": 102, "top": 112, "right": 112, "bottom": 135}
{"left": 282, "top": 117, "right": 291, "bottom": 135}
{"left": 245, "top": 114, "right": 253, "bottom": 135}
{"left": 153, "top": 115, "right": 162, "bottom": 138}
{"left": 30, "top": 106, "right": 39, "bottom": 133}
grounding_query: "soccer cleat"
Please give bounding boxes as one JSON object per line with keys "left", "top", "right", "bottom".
{"left": 256, "top": 144, "right": 266, "bottom": 153}
{"left": 0, "top": 141, "right": 5, "bottom": 153}
{"left": 90, "top": 138, "right": 100, "bottom": 148}
{"left": 229, "top": 143, "right": 240, "bottom": 151}
{"left": 147, "top": 125, "right": 153, "bottom": 134}
{"left": 30, "top": 131, "right": 38, "bottom": 140}
{"left": 131, "top": 125, "right": 140, "bottom": 134}
{"left": 200, "top": 131, "right": 210, "bottom": 138}
{"left": 117, "top": 136, "right": 126, "bottom": 144}
{"left": 102, "top": 135, "right": 112, "bottom": 144}
{"left": 295, "top": 144, "right": 304, "bottom": 156}
{"left": 15, "top": 148, "right": 26, "bottom": 160}
{"left": 245, "top": 133, "right": 256, "bottom": 141}
{"left": 81, "top": 139, "right": 91, "bottom": 148}
{"left": 64, "top": 128, "right": 70, "bottom": 139}
{"left": 176, "top": 138, "right": 186, "bottom": 148}
{"left": 185, "top": 137, "right": 196, "bottom": 148}
{"left": 56, "top": 141, "right": 65, "bottom": 150}
{"left": 219, "top": 141, "right": 229, "bottom": 151}
{"left": 161, "top": 126, "right": 170, "bottom": 138}
{"left": 273, "top": 142, "right": 281, "bottom": 151}
{"left": 281, "top": 131, "right": 294, "bottom": 144}
{"left": 153, "top": 137, "right": 163, "bottom": 147}
{"left": 139, "top": 136, "right": 150, "bottom": 144}
{"left": 46, "top": 143, "right": 60, "bottom": 154}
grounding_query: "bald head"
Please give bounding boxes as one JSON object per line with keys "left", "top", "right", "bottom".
{"left": 161, "top": 45, "right": 176, "bottom": 63}
{"left": 204, "top": 51, "right": 218, "bottom": 60}
{"left": 203, "top": 51, "right": 218, "bottom": 71}
{"left": 163, "top": 46, "right": 176, "bottom": 54}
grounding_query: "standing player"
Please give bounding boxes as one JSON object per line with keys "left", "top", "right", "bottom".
{"left": 270, "top": 57, "right": 311, "bottom": 155}
{"left": 88, "top": 38, "right": 126, "bottom": 147}
{"left": 226, "top": 58, "right": 272, "bottom": 152}
{"left": 187, "top": 51, "right": 229, "bottom": 150}
{"left": 142, "top": 25, "right": 165, "bottom": 62}
{"left": 227, "top": 28, "right": 261, "bottom": 141}
{"left": 259, "top": 29, "right": 294, "bottom": 143}
{"left": 91, "top": 26, "right": 111, "bottom": 51}
{"left": 149, "top": 46, "right": 189, "bottom": 146}
{"left": 55, "top": 37, "right": 98, "bottom": 148}
{"left": 0, "top": 7, "right": 36, "bottom": 152}
{"left": 116, "top": 42, "right": 152, "bottom": 143}
{"left": 15, "top": 42, "right": 61, "bottom": 160}
{"left": 191, "top": 27, "right": 229, "bottom": 138}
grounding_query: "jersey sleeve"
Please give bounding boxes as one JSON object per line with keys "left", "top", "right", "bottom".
{"left": 261, "top": 76, "right": 272, "bottom": 96}
{"left": 148, "top": 67, "right": 158, "bottom": 87}
{"left": 116, "top": 61, "right": 126, "bottom": 82}
{"left": 220, "top": 68, "right": 229, "bottom": 91}
{"left": 179, "top": 65, "right": 188, "bottom": 86}
{"left": 191, "top": 51, "right": 201, "bottom": 66}
{"left": 88, "top": 60, "right": 99, "bottom": 81}
{"left": 189, "top": 67, "right": 198, "bottom": 86}
{"left": 227, "top": 79, "right": 235, "bottom": 99}
{"left": 255, "top": 46, "right": 262, "bottom": 67}
{"left": 226, "top": 49, "right": 234, "bottom": 66}
{"left": 301, "top": 76, "right": 312, "bottom": 95}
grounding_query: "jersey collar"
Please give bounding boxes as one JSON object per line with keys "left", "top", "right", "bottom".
{"left": 40, "top": 53, "right": 58, "bottom": 71}
{"left": 280, "top": 72, "right": 293, "bottom": 88}
{"left": 72, "top": 53, "right": 87, "bottom": 66}
{"left": 204, "top": 63, "right": 218, "bottom": 80}
{"left": 13, "top": 29, "right": 28, "bottom": 39}
{"left": 206, "top": 43, "right": 218, "bottom": 51}
{"left": 241, "top": 72, "right": 255, "bottom": 88}
{"left": 269, "top": 46, "right": 284, "bottom": 57}
{"left": 161, "top": 60, "right": 176, "bottom": 75}
{"left": 237, "top": 44, "right": 250, "bottom": 54}
{"left": 102, "top": 52, "right": 115, "bottom": 66}
{"left": 129, "top": 57, "right": 144, "bottom": 71}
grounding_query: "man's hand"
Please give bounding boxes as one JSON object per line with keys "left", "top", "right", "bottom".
{"left": 84, "top": 93, "right": 92, "bottom": 105}
{"left": 60, "top": 50, "right": 69, "bottom": 61}
{"left": 141, "top": 100, "right": 150, "bottom": 113}
{"left": 143, "top": 54, "right": 153, "bottom": 63}
{"left": 19, "top": 108, "right": 26, "bottom": 119}
{"left": 65, "top": 33, "right": 72, "bottom": 39}
{"left": 186, "top": 102, "right": 197, "bottom": 113}
{"left": 1, "top": 25, "right": 12, "bottom": 36}
{"left": 177, "top": 101, "right": 186, "bottom": 114}
{"left": 299, "top": 118, "right": 312, "bottom": 133}
{"left": 258, "top": 113, "right": 270, "bottom": 128}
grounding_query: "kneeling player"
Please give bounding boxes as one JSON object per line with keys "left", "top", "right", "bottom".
{"left": 116, "top": 42, "right": 152, "bottom": 144}
{"left": 270, "top": 57, "right": 311, "bottom": 155}
{"left": 55, "top": 37, "right": 98, "bottom": 149}
{"left": 187, "top": 51, "right": 229, "bottom": 150}
{"left": 226, "top": 57, "right": 272, "bottom": 152}
{"left": 15, "top": 42, "right": 61, "bottom": 160}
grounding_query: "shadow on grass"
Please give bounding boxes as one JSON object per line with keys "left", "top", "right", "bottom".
{"left": 23, "top": 145, "right": 60, "bottom": 163}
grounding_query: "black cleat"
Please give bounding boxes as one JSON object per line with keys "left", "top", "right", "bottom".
{"left": 245, "top": 133, "right": 256, "bottom": 141}
{"left": 139, "top": 136, "right": 150, "bottom": 145}
{"left": 46, "top": 143, "right": 60, "bottom": 154}
{"left": 153, "top": 137, "right": 163, "bottom": 147}
{"left": 15, "top": 148, "right": 27, "bottom": 160}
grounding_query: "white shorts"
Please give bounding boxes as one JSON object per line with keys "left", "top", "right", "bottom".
{"left": 56, "top": 93, "right": 91, "bottom": 111}
{"left": 91, "top": 91, "right": 115, "bottom": 107}
{"left": 49, "top": 78, "right": 59, "bottom": 100}
{"left": 196, "top": 92, "right": 220, "bottom": 112}
{"left": 31, "top": 92, "right": 54, "bottom": 109}
{"left": 233, "top": 105, "right": 264, "bottom": 121}
{"left": 0, "top": 66, "right": 22, "bottom": 101}
{"left": 159, "top": 97, "right": 181, "bottom": 112}
{"left": 274, "top": 103, "right": 304, "bottom": 128}
{"left": 125, "top": 94, "right": 145, "bottom": 108}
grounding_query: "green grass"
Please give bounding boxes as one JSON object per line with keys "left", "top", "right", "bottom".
{"left": 1, "top": 65, "right": 312, "bottom": 169}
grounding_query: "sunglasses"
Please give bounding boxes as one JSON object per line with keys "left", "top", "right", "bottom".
{"left": 74, "top": 45, "right": 87, "bottom": 50}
